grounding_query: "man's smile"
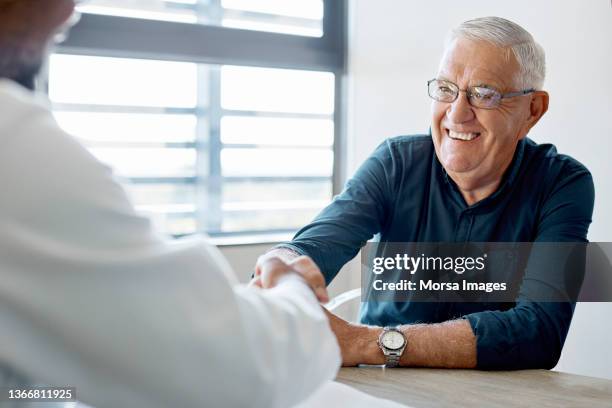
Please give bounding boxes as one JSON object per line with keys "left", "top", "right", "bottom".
{"left": 445, "top": 128, "right": 482, "bottom": 142}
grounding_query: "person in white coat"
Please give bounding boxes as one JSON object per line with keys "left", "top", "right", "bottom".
{"left": 0, "top": 1, "right": 341, "bottom": 407}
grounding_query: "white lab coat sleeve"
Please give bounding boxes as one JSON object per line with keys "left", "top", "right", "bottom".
{"left": 0, "top": 81, "right": 340, "bottom": 408}
{"left": 233, "top": 277, "right": 341, "bottom": 408}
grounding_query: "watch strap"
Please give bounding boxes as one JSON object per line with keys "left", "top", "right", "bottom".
{"left": 385, "top": 352, "right": 401, "bottom": 368}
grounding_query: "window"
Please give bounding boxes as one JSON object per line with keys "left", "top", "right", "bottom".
{"left": 78, "top": 0, "right": 324, "bottom": 37}
{"left": 48, "top": 0, "right": 346, "bottom": 240}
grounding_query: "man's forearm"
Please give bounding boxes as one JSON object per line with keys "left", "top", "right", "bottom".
{"left": 355, "top": 319, "right": 477, "bottom": 368}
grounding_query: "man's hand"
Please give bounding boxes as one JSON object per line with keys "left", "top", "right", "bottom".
{"left": 250, "top": 254, "right": 329, "bottom": 303}
{"left": 323, "top": 309, "right": 383, "bottom": 366}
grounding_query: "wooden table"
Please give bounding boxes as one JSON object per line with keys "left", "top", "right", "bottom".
{"left": 337, "top": 366, "right": 612, "bottom": 407}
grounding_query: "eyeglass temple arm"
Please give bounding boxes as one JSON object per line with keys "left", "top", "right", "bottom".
{"left": 501, "top": 89, "right": 536, "bottom": 99}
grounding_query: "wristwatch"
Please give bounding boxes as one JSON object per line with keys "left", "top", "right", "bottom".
{"left": 377, "top": 326, "right": 407, "bottom": 367}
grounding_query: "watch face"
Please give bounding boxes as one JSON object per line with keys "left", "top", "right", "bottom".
{"left": 381, "top": 330, "right": 405, "bottom": 350}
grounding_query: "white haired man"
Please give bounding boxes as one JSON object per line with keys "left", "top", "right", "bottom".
{"left": 257, "top": 17, "right": 594, "bottom": 369}
{"left": 0, "top": 1, "right": 341, "bottom": 407}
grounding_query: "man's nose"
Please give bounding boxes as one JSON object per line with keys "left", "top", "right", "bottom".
{"left": 446, "top": 91, "right": 475, "bottom": 123}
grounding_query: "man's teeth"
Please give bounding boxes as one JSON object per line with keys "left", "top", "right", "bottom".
{"left": 448, "top": 130, "right": 480, "bottom": 141}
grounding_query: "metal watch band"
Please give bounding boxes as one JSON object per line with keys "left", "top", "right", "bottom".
{"left": 385, "top": 352, "right": 401, "bottom": 368}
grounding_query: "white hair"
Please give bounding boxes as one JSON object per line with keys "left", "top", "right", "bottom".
{"left": 446, "top": 16, "right": 546, "bottom": 90}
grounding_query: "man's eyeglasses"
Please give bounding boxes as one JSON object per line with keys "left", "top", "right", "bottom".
{"left": 427, "top": 78, "right": 535, "bottom": 109}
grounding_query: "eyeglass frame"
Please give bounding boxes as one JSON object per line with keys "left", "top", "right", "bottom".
{"left": 427, "top": 78, "right": 536, "bottom": 109}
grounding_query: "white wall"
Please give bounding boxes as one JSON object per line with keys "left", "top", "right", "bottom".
{"left": 348, "top": 0, "right": 612, "bottom": 378}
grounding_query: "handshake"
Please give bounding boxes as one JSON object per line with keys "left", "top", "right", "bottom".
{"left": 250, "top": 249, "right": 330, "bottom": 303}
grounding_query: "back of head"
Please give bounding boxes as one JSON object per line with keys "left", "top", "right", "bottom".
{"left": 447, "top": 16, "right": 546, "bottom": 90}
{"left": 0, "top": 0, "right": 75, "bottom": 89}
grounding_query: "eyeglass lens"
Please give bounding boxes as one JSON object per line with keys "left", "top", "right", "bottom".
{"left": 428, "top": 79, "right": 502, "bottom": 109}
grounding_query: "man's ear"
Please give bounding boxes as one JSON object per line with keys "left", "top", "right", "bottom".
{"left": 520, "top": 91, "right": 549, "bottom": 137}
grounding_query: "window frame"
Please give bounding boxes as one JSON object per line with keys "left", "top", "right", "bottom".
{"left": 45, "top": 0, "right": 347, "bottom": 243}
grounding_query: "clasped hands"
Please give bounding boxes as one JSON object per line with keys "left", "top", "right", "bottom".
{"left": 250, "top": 254, "right": 383, "bottom": 366}
{"left": 249, "top": 253, "right": 329, "bottom": 302}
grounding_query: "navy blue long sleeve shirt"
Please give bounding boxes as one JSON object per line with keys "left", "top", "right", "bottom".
{"left": 280, "top": 134, "right": 595, "bottom": 370}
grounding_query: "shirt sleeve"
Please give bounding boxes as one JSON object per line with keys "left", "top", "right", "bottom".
{"left": 234, "top": 276, "right": 341, "bottom": 407}
{"left": 465, "top": 164, "right": 595, "bottom": 370}
{"left": 278, "top": 140, "right": 395, "bottom": 283}
{"left": 0, "top": 86, "right": 340, "bottom": 408}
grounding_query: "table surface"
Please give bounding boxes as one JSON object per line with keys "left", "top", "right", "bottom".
{"left": 336, "top": 366, "right": 612, "bottom": 408}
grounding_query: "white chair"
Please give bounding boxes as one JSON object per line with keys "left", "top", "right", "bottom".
{"left": 324, "top": 287, "right": 361, "bottom": 313}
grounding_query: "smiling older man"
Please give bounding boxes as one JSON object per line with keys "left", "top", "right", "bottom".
{"left": 256, "top": 16, "right": 594, "bottom": 370}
